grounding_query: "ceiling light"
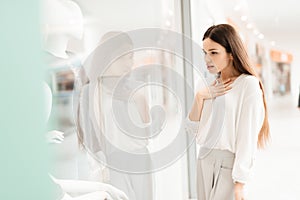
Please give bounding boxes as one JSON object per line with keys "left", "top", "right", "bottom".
{"left": 258, "top": 33, "right": 264, "bottom": 39}
{"left": 241, "top": 15, "right": 248, "bottom": 21}
{"left": 246, "top": 23, "right": 253, "bottom": 29}
{"left": 270, "top": 41, "right": 276, "bottom": 46}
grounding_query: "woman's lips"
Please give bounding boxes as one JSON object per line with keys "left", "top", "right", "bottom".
{"left": 207, "top": 65, "right": 214, "bottom": 70}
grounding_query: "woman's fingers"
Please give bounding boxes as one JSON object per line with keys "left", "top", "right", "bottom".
{"left": 213, "top": 78, "right": 231, "bottom": 86}
{"left": 212, "top": 82, "right": 232, "bottom": 96}
{"left": 215, "top": 80, "right": 233, "bottom": 89}
{"left": 224, "top": 80, "right": 233, "bottom": 88}
{"left": 198, "top": 79, "right": 233, "bottom": 99}
{"left": 211, "top": 80, "right": 217, "bottom": 86}
{"left": 222, "top": 78, "right": 232, "bottom": 84}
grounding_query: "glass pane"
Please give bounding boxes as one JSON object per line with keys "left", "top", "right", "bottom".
{"left": 41, "top": 0, "right": 194, "bottom": 200}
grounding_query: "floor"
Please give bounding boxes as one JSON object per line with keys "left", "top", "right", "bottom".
{"left": 246, "top": 94, "right": 300, "bottom": 199}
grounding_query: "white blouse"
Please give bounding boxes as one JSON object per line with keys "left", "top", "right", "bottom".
{"left": 186, "top": 74, "right": 265, "bottom": 184}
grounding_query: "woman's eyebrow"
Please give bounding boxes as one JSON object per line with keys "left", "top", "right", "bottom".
{"left": 202, "top": 48, "right": 218, "bottom": 52}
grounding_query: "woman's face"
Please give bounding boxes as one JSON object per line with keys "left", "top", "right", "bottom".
{"left": 202, "top": 38, "right": 233, "bottom": 74}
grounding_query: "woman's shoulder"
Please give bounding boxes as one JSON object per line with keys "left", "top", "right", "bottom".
{"left": 240, "top": 74, "right": 260, "bottom": 86}
{"left": 239, "top": 74, "right": 262, "bottom": 94}
{"left": 240, "top": 73, "right": 258, "bottom": 81}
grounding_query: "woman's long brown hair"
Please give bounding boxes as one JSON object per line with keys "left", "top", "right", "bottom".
{"left": 203, "top": 24, "right": 270, "bottom": 148}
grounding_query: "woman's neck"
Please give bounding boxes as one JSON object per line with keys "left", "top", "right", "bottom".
{"left": 220, "top": 65, "right": 240, "bottom": 81}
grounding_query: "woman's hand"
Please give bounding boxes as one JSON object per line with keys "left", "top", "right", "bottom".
{"left": 234, "top": 182, "right": 245, "bottom": 200}
{"left": 188, "top": 78, "right": 232, "bottom": 121}
{"left": 196, "top": 78, "right": 232, "bottom": 100}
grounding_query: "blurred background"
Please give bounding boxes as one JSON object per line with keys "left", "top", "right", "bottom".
{"left": 1, "top": 0, "right": 299, "bottom": 199}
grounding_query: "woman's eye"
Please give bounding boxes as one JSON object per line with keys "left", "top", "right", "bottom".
{"left": 211, "top": 52, "right": 218, "bottom": 55}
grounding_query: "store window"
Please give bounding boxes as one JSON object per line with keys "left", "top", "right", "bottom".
{"left": 42, "top": 0, "right": 197, "bottom": 200}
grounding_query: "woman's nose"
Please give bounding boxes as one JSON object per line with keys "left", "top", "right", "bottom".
{"left": 204, "top": 53, "right": 211, "bottom": 63}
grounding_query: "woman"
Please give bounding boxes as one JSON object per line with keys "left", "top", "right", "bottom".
{"left": 186, "top": 24, "right": 270, "bottom": 200}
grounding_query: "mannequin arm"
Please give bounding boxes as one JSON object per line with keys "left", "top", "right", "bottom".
{"left": 61, "top": 191, "right": 113, "bottom": 200}
{"left": 50, "top": 175, "right": 128, "bottom": 200}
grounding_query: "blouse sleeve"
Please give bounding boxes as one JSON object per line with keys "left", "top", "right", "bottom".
{"left": 184, "top": 78, "right": 207, "bottom": 135}
{"left": 232, "top": 80, "right": 265, "bottom": 184}
{"left": 185, "top": 116, "right": 201, "bottom": 135}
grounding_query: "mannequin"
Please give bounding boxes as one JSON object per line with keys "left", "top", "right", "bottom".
{"left": 41, "top": 0, "right": 83, "bottom": 59}
{"left": 41, "top": 0, "right": 82, "bottom": 180}
{"left": 41, "top": 1, "right": 129, "bottom": 199}
{"left": 43, "top": 74, "right": 128, "bottom": 200}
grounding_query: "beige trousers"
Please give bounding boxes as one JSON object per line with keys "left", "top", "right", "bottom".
{"left": 197, "top": 148, "right": 235, "bottom": 200}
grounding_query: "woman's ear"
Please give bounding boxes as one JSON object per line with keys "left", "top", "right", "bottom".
{"left": 229, "top": 53, "right": 233, "bottom": 60}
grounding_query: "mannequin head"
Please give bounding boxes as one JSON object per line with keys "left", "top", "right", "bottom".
{"left": 41, "top": 0, "right": 83, "bottom": 58}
